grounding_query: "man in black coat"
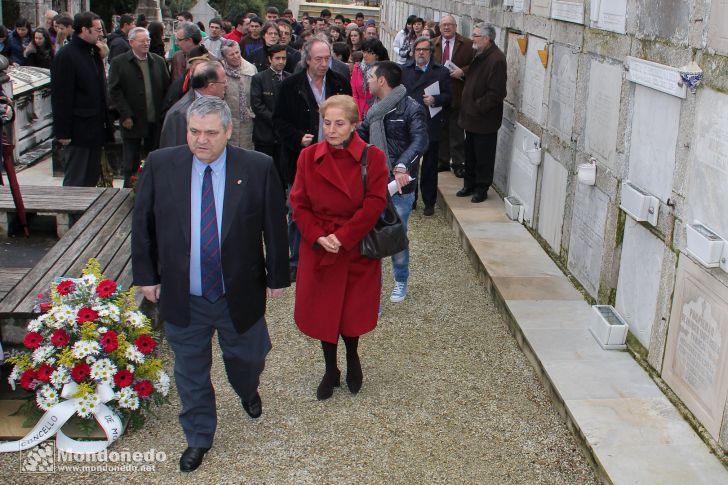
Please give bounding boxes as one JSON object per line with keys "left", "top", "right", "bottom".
{"left": 402, "top": 37, "right": 452, "bottom": 215}
{"left": 51, "top": 12, "right": 114, "bottom": 187}
{"left": 108, "top": 27, "right": 170, "bottom": 187}
{"left": 250, "top": 44, "right": 290, "bottom": 193}
{"left": 106, "top": 13, "right": 134, "bottom": 61}
{"left": 133, "top": 96, "right": 289, "bottom": 473}
{"left": 273, "top": 38, "right": 351, "bottom": 281}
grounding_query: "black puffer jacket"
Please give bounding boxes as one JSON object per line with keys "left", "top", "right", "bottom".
{"left": 357, "top": 94, "right": 429, "bottom": 194}
{"left": 107, "top": 29, "right": 130, "bottom": 61}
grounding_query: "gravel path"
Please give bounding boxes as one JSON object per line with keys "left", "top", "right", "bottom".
{"left": 0, "top": 208, "right": 597, "bottom": 484}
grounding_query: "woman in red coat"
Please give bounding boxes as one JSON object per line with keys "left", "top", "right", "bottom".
{"left": 290, "top": 95, "right": 388, "bottom": 400}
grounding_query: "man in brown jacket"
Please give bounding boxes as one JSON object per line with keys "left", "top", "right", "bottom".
{"left": 433, "top": 15, "right": 474, "bottom": 178}
{"left": 457, "top": 23, "right": 507, "bottom": 203}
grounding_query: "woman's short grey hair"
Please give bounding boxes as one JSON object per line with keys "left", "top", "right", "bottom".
{"left": 176, "top": 21, "right": 202, "bottom": 44}
{"left": 302, "top": 37, "right": 332, "bottom": 64}
{"left": 127, "top": 27, "right": 149, "bottom": 41}
{"left": 475, "top": 22, "right": 497, "bottom": 42}
{"left": 186, "top": 96, "right": 232, "bottom": 128}
{"left": 220, "top": 38, "right": 240, "bottom": 57}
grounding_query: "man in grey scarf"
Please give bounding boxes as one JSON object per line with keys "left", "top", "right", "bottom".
{"left": 358, "top": 61, "right": 428, "bottom": 303}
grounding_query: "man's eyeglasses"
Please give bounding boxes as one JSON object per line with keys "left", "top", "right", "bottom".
{"left": 414, "top": 48, "right": 430, "bottom": 52}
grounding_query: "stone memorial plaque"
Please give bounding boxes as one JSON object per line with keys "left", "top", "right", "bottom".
{"left": 615, "top": 219, "right": 665, "bottom": 348}
{"left": 590, "top": 0, "right": 627, "bottom": 34}
{"left": 663, "top": 256, "right": 728, "bottom": 441}
{"left": 506, "top": 31, "right": 525, "bottom": 109}
{"left": 547, "top": 44, "right": 578, "bottom": 141}
{"left": 538, "top": 153, "right": 569, "bottom": 252}
{"left": 689, "top": 88, "right": 728, "bottom": 241}
{"left": 551, "top": 0, "right": 585, "bottom": 24}
{"left": 531, "top": 0, "right": 552, "bottom": 17}
{"left": 508, "top": 123, "right": 542, "bottom": 226}
{"left": 522, "top": 35, "right": 547, "bottom": 124}
{"left": 625, "top": 57, "right": 686, "bottom": 99}
{"left": 494, "top": 105, "right": 517, "bottom": 192}
{"left": 708, "top": 0, "right": 728, "bottom": 55}
{"left": 584, "top": 59, "right": 623, "bottom": 171}
{"left": 567, "top": 183, "right": 609, "bottom": 297}
{"left": 513, "top": 0, "right": 526, "bottom": 12}
{"left": 627, "top": 84, "right": 681, "bottom": 202}
{"left": 637, "top": 0, "right": 689, "bottom": 43}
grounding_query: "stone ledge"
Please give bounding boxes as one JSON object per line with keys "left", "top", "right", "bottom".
{"left": 437, "top": 173, "right": 728, "bottom": 484}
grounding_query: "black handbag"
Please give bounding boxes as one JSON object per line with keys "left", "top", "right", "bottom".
{"left": 359, "top": 145, "right": 409, "bottom": 259}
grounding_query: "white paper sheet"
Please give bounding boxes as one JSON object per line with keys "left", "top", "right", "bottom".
{"left": 424, "top": 81, "right": 442, "bottom": 118}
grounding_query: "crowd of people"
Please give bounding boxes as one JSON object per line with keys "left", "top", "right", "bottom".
{"left": 6, "top": 6, "right": 507, "bottom": 473}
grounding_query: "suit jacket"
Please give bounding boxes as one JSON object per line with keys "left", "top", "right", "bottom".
{"left": 132, "top": 144, "right": 290, "bottom": 334}
{"left": 108, "top": 50, "right": 171, "bottom": 139}
{"left": 273, "top": 68, "right": 352, "bottom": 185}
{"left": 401, "top": 61, "right": 452, "bottom": 141}
{"left": 251, "top": 68, "right": 290, "bottom": 146}
{"left": 50, "top": 35, "right": 114, "bottom": 146}
{"left": 433, "top": 34, "right": 474, "bottom": 109}
{"left": 159, "top": 90, "right": 195, "bottom": 148}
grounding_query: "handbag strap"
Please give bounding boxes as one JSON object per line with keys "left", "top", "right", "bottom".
{"left": 360, "top": 144, "right": 370, "bottom": 195}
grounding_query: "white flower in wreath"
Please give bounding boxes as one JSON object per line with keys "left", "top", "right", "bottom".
{"left": 81, "top": 274, "right": 97, "bottom": 287}
{"left": 97, "top": 326, "right": 109, "bottom": 334}
{"left": 36, "top": 385, "right": 60, "bottom": 410}
{"left": 116, "top": 387, "right": 140, "bottom": 410}
{"left": 124, "top": 311, "right": 145, "bottom": 328}
{"left": 94, "top": 304, "right": 120, "bottom": 323}
{"left": 85, "top": 355, "right": 97, "bottom": 364}
{"left": 124, "top": 345, "right": 145, "bottom": 364}
{"left": 72, "top": 340, "right": 101, "bottom": 359}
{"left": 27, "top": 318, "right": 43, "bottom": 332}
{"left": 32, "top": 345, "right": 55, "bottom": 366}
{"left": 76, "top": 393, "right": 101, "bottom": 418}
{"left": 91, "top": 359, "right": 117, "bottom": 384}
{"left": 155, "top": 370, "right": 171, "bottom": 397}
{"left": 8, "top": 365, "right": 20, "bottom": 386}
{"left": 126, "top": 364, "right": 135, "bottom": 373}
{"left": 53, "top": 305, "right": 75, "bottom": 323}
{"left": 50, "top": 366, "right": 70, "bottom": 389}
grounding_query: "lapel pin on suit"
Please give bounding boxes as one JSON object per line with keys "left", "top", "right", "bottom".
{"left": 237, "top": 179, "right": 242, "bottom": 185}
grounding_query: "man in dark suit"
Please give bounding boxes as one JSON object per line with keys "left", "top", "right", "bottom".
{"left": 159, "top": 61, "right": 226, "bottom": 148}
{"left": 108, "top": 26, "right": 170, "bottom": 187}
{"left": 251, "top": 44, "right": 290, "bottom": 192}
{"left": 433, "top": 15, "right": 474, "bottom": 178}
{"left": 402, "top": 37, "right": 452, "bottom": 216}
{"left": 132, "top": 96, "right": 289, "bottom": 472}
{"left": 51, "top": 11, "right": 114, "bottom": 187}
{"left": 273, "top": 38, "right": 351, "bottom": 281}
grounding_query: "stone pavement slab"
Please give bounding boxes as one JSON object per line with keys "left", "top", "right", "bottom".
{"left": 438, "top": 173, "right": 728, "bottom": 484}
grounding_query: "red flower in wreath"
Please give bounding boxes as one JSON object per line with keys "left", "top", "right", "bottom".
{"left": 39, "top": 303, "right": 51, "bottom": 313}
{"left": 113, "top": 369, "right": 134, "bottom": 388}
{"left": 99, "top": 330, "right": 119, "bottom": 353}
{"left": 20, "top": 369, "right": 37, "bottom": 390}
{"left": 36, "top": 364, "right": 54, "bottom": 382}
{"left": 76, "top": 307, "right": 99, "bottom": 324}
{"left": 23, "top": 331, "right": 43, "bottom": 350}
{"left": 56, "top": 280, "right": 76, "bottom": 295}
{"left": 71, "top": 362, "right": 91, "bottom": 383}
{"left": 50, "top": 329, "right": 70, "bottom": 347}
{"left": 95, "top": 279, "right": 117, "bottom": 298}
{"left": 133, "top": 380, "right": 153, "bottom": 398}
{"left": 134, "top": 335, "right": 156, "bottom": 354}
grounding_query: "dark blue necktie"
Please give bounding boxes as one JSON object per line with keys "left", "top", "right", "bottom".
{"left": 201, "top": 166, "right": 223, "bottom": 302}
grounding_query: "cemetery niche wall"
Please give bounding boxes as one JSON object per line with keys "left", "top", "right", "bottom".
{"left": 379, "top": 0, "right": 728, "bottom": 453}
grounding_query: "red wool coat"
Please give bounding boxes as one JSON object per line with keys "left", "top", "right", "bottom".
{"left": 290, "top": 133, "right": 388, "bottom": 343}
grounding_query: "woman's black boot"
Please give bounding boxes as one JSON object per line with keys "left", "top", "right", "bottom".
{"left": 317, "top": 341, "right": 340, "bottom": 400}
{"left": 343, "top": 336, "right": 362, "bottom": 394}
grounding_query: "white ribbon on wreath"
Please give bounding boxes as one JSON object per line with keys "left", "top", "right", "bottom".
{"left": 0, "top": 382, "right": 123, "bottom": 454}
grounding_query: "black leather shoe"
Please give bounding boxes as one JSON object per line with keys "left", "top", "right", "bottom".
{"left": 456, "top": 187, "right": 474, "bottom": 197}
{"left": 423, "top": 205, "right": 435, "bottom": 216}
{"left": 453, "top": 166, "right": 466, "bottom": 178}
{"left": 316, "top": 368, "right": 341, "bottom": 400}
{"left": 242, "top": 392, "right": 262, "bottom": 418}
{"left": 346, "top": 357, "right": 363, "bottom": 395}
{"left": 180, "top": 447, "right": 209, "bottom": 472}
{"left": 471, "top": 191, "right": 488, "bottom": 203}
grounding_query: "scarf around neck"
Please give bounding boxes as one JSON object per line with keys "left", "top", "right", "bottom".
{"left": 365, "top": 84, "right": 407, "bottom": 169}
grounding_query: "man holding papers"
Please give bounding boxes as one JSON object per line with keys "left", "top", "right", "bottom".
{"left": 402, "top": 37, "right": 452, "bottom": 216}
